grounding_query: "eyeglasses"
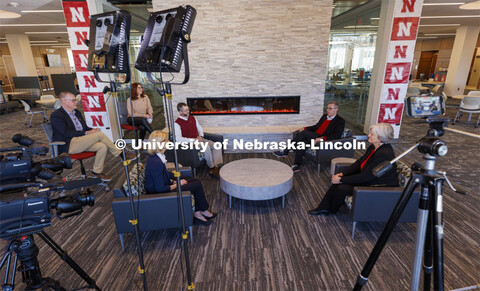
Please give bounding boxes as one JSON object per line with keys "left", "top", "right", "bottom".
{"left": 65, "top": 99, "right": 77, "bottom": 102}
{"left": 326, "top": 107, "right": 337, "bottom": 110}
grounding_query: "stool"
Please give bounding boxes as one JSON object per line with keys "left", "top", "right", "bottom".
{"left": 70, "top": 151, "right": 96, "bottom": 178}
{"left": 330, "top": 157, "right": 357, "bottom": 175}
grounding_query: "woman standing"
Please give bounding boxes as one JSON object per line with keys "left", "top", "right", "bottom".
{"left": 127, "top": 82, "right": 154, "bottom": 140}
{"left": 308, "top": 123, "right": 398, "bottom": 216}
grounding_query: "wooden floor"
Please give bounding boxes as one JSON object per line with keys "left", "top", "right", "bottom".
{"left": 0, "top": 105, "right": 479, "bottom": 290}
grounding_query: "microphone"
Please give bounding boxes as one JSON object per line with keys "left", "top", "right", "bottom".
{"left": 12, "top": 134, "right": 34, "bottom": 146}
{"left": 0, "top": 182, "right": 42, "bottom": 192}
{"left": 56, "top": 178, "right": 102, "bottom": 191}
{"left": 373, "top": 161, "right": 393, "bottom": 178}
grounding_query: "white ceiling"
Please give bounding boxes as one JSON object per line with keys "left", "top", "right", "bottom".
{"left": 0, "top": 0, "right": 479, "bottom": 45}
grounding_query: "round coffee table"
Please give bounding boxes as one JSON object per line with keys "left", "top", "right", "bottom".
{"left": 220, "top": 158, "right": 293, "bottom": 208}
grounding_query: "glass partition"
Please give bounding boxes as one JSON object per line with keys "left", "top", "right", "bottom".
{"left": 326, "top": 4, "right": 381, "bottom": 132}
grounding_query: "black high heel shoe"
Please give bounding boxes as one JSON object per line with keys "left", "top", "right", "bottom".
{"left": 204, "top": 213, "right": 217, "bottom": 220}
{"left": 194, "top": 217, "right": 213, "bottom": 226}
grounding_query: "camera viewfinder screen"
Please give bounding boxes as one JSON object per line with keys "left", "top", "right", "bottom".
{"left": 409, "top": 96, "right": 443, "bottom": 117}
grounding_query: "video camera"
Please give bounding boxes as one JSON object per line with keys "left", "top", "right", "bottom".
{"left": 0, "top": 134, "right": 72, "bottom": 184}
{"left": 0, "top": 177, "right": 100, "bottom": 239}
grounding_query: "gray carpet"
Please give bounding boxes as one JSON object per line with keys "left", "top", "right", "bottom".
{"left": 0, "top": 104, "right": 478, "bottom": 290}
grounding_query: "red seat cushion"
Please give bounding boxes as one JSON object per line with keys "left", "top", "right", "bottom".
{"left": 121, "top": 124, "right": 140, "bottom": 131}
{"left": 70, "top": 151, "right": 96, "bottom": 160}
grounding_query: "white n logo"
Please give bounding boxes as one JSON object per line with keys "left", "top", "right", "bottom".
{"left": 397, "top": 22, "right": 412, "bottom": 37}
{"left": 87, "top": 95, "right": 101, "bottom": 108}
{"left": 384, "top": 108, "right": 397, "bottom": 120}
{"left": 79, "top": 54, "right": 88, "bottom": 68}
{"left": 70, "top": 7, "right": 85, "bottom": 22}
{"left": 390, "top": 67, "right": 404, "bottom": 81}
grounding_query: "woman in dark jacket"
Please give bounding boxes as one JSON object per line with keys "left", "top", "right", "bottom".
{"left": 144, "top": 131, "right": 216, "bottom": 225}
{"left": 308, "top": 123, "right": 398, "bottom": 216}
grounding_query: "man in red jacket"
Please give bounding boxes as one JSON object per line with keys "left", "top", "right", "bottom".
{"left": 273, "top": 101, "right": 345, "bottom": 173}
{"left": 175, "top": 102, "right": 223, "bottom": 177}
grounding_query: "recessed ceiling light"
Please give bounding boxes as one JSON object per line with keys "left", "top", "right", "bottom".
{"left": 421, "top": 15, "right": 480, "bottom": 18}
{"left": 7, "top": 2, "right": 20, "bottom": 8}
{"left": 21, "top": 10, "right": 63, "bottom": 13}
{"left": 419, "top": 24, "right": 461, "bottom": 26}
{"left": 424, "top": 33, "right": 457, "bottom": 35}
{"left": 0, "top": 23, "right": 66, "bottom": 27}
{"left": 25, "top": 31, "right": 68, "bottom": 34}
{"left": 459, "top": 0, "right": 480, "bottom": 9}
{"left": 0, "top": 9, "right": 21, "bottom": 19}
{"left": 423, "top": 2, "right": 465, "bottom": 5}
{"left": 344, "top": 25, "right": 378, "bottom": 28}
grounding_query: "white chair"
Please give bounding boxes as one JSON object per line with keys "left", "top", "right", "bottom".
{"left": 453, "top": 96, "right": 480, "bottom": 128}
{"left": 467, "top": 91, "right": 480, "bottom": 97}
{"left": 407, "top": 86, "right": 421, "bottom": 97}
{"left": 53, "top": 100, "right": 61, "bottom": 110}
{"left": 19, "top": 99, "right": 49, "bottom": 127}
{"left": 40, "top": 94, "right": 56, "bottom": 114}
{"left": 432, "top": 85, "right": 443, "bottom": 94}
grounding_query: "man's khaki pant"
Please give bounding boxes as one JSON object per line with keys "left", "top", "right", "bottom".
{"left": 69, "top": 131, "right": 121, "bottom": 174}
{"left": 202, "top": 139, "right": 223, "bottom": 168}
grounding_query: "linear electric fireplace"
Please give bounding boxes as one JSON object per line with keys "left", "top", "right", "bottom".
{"left": 187, "top": 96, "right": 300, "bottom": 115}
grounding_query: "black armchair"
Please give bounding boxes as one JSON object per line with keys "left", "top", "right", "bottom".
{"left": 165, "top": 132, "right": 224, "bottom": 177}
{"left": 334, "top": 161, "right": 419, "bottom": 238}
{"left": 112, "top": 167, "right": 194, "bottom": 251}
{"left": 305, "top": 129, "right": 355, "bottom": 173}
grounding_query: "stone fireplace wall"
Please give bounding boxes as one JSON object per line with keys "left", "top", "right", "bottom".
{"left": 152, "top": 0, "right": 333, "bottom": 127}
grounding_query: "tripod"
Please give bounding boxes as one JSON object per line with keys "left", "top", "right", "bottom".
{"left": 0, "top": 231, "right": 100, "bottom": 290}
{"left": 353, "top": 118, "right": 465, "bottom": 291}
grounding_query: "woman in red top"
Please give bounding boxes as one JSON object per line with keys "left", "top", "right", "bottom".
{"left": 308, "top": 123, "right": 398, "bottom": 216}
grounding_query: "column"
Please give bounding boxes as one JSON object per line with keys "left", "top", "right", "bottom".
{"left": 5, "top": 34, "right": 37, "bottom": 76}
{"left": 364, "top": 0, "right": 423, "bottom": 137}
{"left": 444, "top": 26, "right": 480, "bottom": 96}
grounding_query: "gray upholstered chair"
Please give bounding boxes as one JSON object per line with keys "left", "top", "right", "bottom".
{"left": 333, "top": 160, "right": 420, "bottom": 238}
{"left": 305, "top": 129, "right": 355, "bottom": 173}
{"left": 112, "top": 166, "right": 194, "bottom": 251}
{"left": 164, "top": 132, "right": 224, "bottom": 177}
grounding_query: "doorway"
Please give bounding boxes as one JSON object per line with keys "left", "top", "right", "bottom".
{"left": 416, "top": 50, "right": 438, "bottom": 80}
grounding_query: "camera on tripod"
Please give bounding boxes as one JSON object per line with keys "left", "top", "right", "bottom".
{"left": 0, "top": 183, "right": 96, "bottom": 239}
{"left": 0, "top": 134, "right": 72, "bottom": 185}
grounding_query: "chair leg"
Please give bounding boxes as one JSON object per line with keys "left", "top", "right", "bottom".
{"left": 24, "top": 113, "right": 28, "bottom": 126}
{"left": 119, "top": 233, "right": 125, "bottom": 251}
{"left": 79, "top": 160, "right": 87, "bottom": 178}
{"left": 189, "top": 226, "right": 193, "bottom": 243}
{"left": 29, "top": 113, "right": 34, "bottom": 127}
{"left": 476, "top": 115, "right": 480, "bottom": 128}
{"left": 352, "top": 221, "right": 357, "bottom": 239}
{"left": 453, "top": 110, "right": 460, "bottom": 124}
{"left": 317, "top": 163, "right": 321, "bottom": 174}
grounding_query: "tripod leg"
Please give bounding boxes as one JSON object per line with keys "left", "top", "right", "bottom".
{"left": 423, "top": 193, "right": 434, "bottom": 291}
{"left": 432, "top": 179, "right": 444, "bottom": 291}
{"left": 411, "top": 185, "right": 431, "bottom": 291}
{"left": 353, "top": 177, "right": 419, "bottom": 290}
{"left": 37, "top": 232, "right": 101, "bottom": 291}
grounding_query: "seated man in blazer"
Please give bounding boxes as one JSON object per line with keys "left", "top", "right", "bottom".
{"left": 50, "top": 92, "right": 137, "bottom": 181}
{"left": 273, "top": 101, "right": 345, "bottom": 173}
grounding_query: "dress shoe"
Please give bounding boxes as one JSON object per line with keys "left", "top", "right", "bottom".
{"left": 209, "top": 167, "right": 220, "bottom": 178}
{"left": 308, "top": 207, "right": 330, "bottom": 216}
{"left": 119, "top": 151, "right": 138, "bottom": 162}
{"left": 204, "top": 212, "right": 217, "bottom": 220}
{"left": 92, "top": 172, "right": 112, "bottom": 182}
{"left": 194, "top": 217, "right": 213, "bottom": 226}
{"left": 291, "top": 164, "right": 301, "bottom": 173}
{"left": 273, "top": 150, "right": 289, "bottom": 157}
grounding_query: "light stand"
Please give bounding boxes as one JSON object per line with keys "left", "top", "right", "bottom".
{"left": 86, "top": 10, "right": 147, "bottom": 291}
{"left": 136, "top": 5, "right": 197, "bottom": 290}
{"left": 353, "top": 117, "right": 467, "bottom": 291}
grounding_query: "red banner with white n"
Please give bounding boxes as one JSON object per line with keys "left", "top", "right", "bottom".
{"left": 376, "top": 0, "right": 423, "bottom": 137}
{"left": 62, "top": 0, "right": 113, "bottom": 140}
